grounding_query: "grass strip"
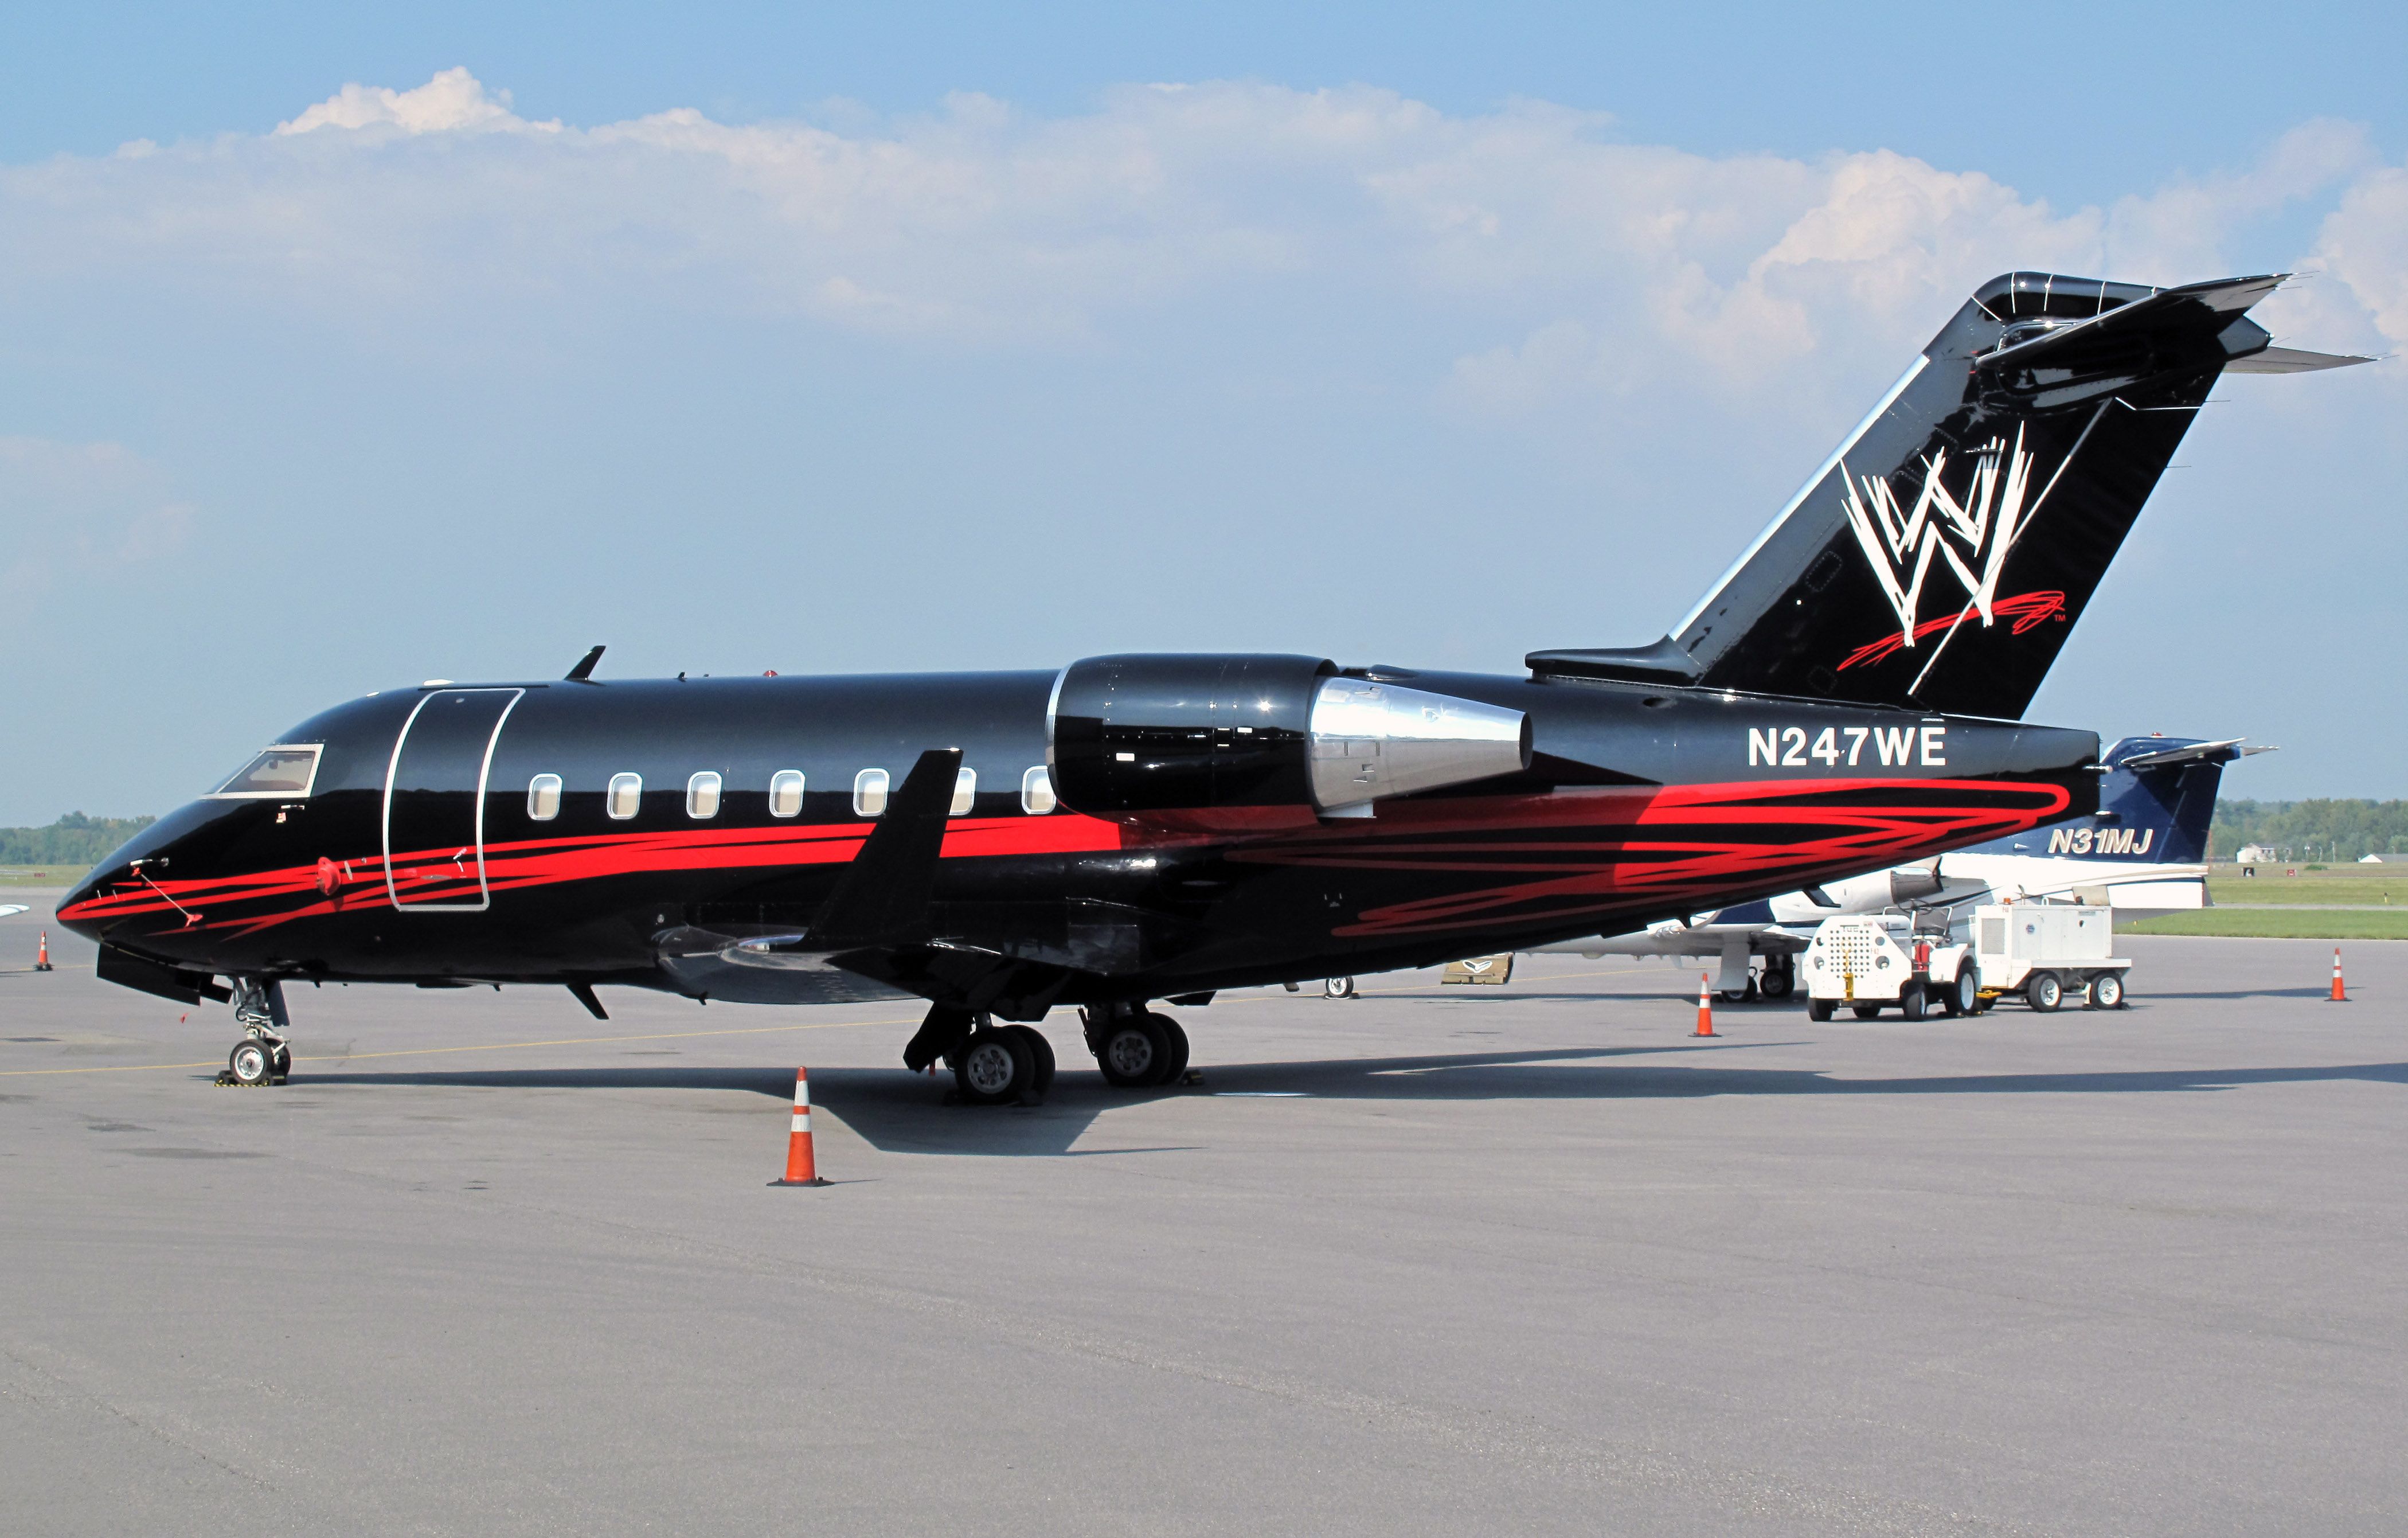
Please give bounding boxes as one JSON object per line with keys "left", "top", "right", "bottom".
{"left": 2126, "top": 908, "right": 2408, "bottom": 940}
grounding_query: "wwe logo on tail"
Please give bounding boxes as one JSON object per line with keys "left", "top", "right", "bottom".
{"left": 1838, "top": 427, "right": 2042, "bottom": 654}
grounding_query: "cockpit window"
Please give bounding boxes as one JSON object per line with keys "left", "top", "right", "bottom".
{"left": 212, "top": 745, "right": 323, "bottom": 798}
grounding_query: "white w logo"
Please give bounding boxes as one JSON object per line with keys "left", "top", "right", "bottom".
{"left": 1838, "top": 427, "right": 2040, "bottom": 651}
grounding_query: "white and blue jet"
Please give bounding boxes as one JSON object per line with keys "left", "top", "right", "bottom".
{"left": 1528, "top": 734, "right": 2268, "bottom": 1000}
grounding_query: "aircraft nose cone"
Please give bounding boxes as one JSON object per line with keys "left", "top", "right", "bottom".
{"left": 57, "top": 868, "right": 111, "bottom": 938}
{"left": 54, "top": 801, "right": 221, "bottom": 946}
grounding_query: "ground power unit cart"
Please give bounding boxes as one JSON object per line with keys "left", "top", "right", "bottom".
{"left": 1803, "top": 903, "right": 2131, "bottom": 1020}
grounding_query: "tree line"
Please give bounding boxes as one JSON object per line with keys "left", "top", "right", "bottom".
{"left": 2210, "top": 799, "right": 2408, "bottom": 862}
{"left": 0, "top": 813, "right": 158, "bottom": 867}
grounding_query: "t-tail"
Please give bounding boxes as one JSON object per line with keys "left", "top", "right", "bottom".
{"left": 1530, "top": 272, "right": 2368, "bottom": 717}
{"left": 2003, "top": 734, "right": 2268, "bottom": 864}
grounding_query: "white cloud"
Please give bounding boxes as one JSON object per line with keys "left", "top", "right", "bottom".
{"left": 275, "top": 66, "right": 554, "bottom": 136}
{"left": 2313, "top": 166, "right": 2408, "bottom": 347}
{"left": 2, "top": 70, "right": 2398, "bottom": 403}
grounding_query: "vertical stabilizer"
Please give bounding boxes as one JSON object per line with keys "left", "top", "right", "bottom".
{"left": 1530, "top": 273, "right": 2364, "bottom": 716}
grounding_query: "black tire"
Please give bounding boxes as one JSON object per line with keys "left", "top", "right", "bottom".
{"left": 1851, "top": 1004, "right": 1883, "bottom": 1020}
{"left": 227, "top": 1038, "right": 275, "bottom": 1086}
{"left": 1940, "top": 967, "right": 1978, "bottom": 1017}
{"left": 1899, "top": 981, "right": 1926, "bottom": 1021}
{"left": 2090, "top": 971, "right": 2126, "bottom": 1010}
{"left": 954, "top": 1026, "right": 1034, "bottom": 1106}
{"left": 1759, "top": 965, "right": 1795, "bottom": 1001}
{"left": 1006, "top": 1024, "right": 1056, "bottom": 1095}
{"left": 1148, "top": 1012, "right": 1190, "bottom": 1086}
{"left": 1805, "top": 996, "right": 1834, "bottom": 1021}
{"left": 1323, "top": 977, "right": 1357, "bottom": 999}
{"left": 2026, "top": 971, "right": 2063, "bottom": 1012}
{"left": 1096, "top": 1014, "right": 1172, "bottom": 1088}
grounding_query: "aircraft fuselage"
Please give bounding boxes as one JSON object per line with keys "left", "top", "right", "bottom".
{"left": 61, "top": 663, "right": 2096, "bottom": 1018}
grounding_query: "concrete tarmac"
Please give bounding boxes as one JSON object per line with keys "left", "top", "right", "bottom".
{"left": 3, "top": 898, "right": 2404, "bottom": 1535}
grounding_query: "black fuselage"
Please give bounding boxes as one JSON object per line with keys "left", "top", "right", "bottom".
{"left": 62, "top": 663, "right": 2094, "bottom": 1020}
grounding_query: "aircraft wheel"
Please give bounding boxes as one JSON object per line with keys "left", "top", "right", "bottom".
{"left": 954, "top": 1026, "right": 1035, "bottom": 1106}
{"left": 1851, "top": 1004, "right": 1883, "bottom": 1020}
{"left": 1323, "top": 977, "right": 1357, "bottom": 1000}
{"left": 1006, "top": 1024, "right": 1056, "bottom": 1096}
{"left": 1940, "top": 966, "right": 1978, "bottom": 1017}
{"left": 1717, "top": 978, "right": 1758, "bottom": 1005}
{"left": 1148, "top": 1012, "right": 1190, "bottom": 1086}
{"left": 1899, "top": 981, "right": 1927, "bottom": 1021}
{"left": 1759, "top": 965, "right": 1795, "bottom": 1001}
{"left": 2089, "top": 971, "right": 2126, "bottom": 1010}
{"left": 226, "top": 1038, "right": 277, "bottom": 1087}
{"left": 2026, "top": 972, "right": 2064, "bottom": 1013}
{"left": 1096, "top": 1013, "right": 1173, "bottom": 1089}
{"left": 1805, "top": 997, "right": 1834, "bottom": 1021}
{"left": 269, "top": 1043, "right": 292, "bottom": 1084}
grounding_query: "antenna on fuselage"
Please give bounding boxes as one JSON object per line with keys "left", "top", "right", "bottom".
{"left": 565, "top": 645, "right": 606, "bottom": 682}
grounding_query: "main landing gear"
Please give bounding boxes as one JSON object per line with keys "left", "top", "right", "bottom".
{"left": 902, "top": 1000, "right": 1194, "bottom": 1104}
{"left": 217, "top": 977, "right": 292, "bottom": 1087}
{"left": 953, "top": 1021, "right": 1057, "bottom": 1107}
{"left": 1758, "top": 955, "right": 1796, "bottom": 1002}
{"left": 1082, "top": 1002, "right": 1190, "bottom": 1090}
{"left": 901, "top": 1004, "right": 1060, "bottom": 1107}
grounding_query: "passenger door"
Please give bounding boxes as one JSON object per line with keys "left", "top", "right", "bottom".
{"left": 383, "top": 688, "right": 524, "bottom": 911}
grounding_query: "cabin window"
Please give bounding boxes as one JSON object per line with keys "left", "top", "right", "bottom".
{"left": 212, "top": 744, "right": 323, "bottom": 799}
{"left": 527, "top": 774, "right": 562, "bottom": 821}
{"left": 686, "top": 771, "right": 722, "bottom": 819}
{"left": 951, "top": 767, "right": 976, "bottom": 815}
{"left": 853, "top": 768, "right": 889, "bottom": 817}
{"left": 768, "top": 770, "right": 805, "bottom": 818}
{"left": 607, "top": 773, "right": 642, "bottom": 820}
{"left": 1021, "top": 766, "right": 1056, "bottom": 815}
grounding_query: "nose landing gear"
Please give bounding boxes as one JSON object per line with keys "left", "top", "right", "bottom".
{"left": 216, "top": 977, "right": 291, "bottom": 1087}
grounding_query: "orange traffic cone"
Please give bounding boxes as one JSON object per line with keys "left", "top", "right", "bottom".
{"left": 34, "top": 931, "right": 52, "bottom": 971}
{"left": 1692, "top": 971, "right": 1717, "bottom": 1037}
{"left": 771, "top": 1068, "right": 832, "bottom": 1186}
{"left": 2329, "top": 948, "right": 2348, "bottom": 1004}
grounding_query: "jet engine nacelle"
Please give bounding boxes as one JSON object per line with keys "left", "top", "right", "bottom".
{"left": 1046, "top": 654, "right": 1531, "bottom": 818}
{"left": 1888, "top": 862, "right": 1946, "bottom": 905}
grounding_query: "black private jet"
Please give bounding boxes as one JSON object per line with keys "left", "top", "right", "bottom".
{"left": 61, "top": 271, "right": 2363, "bottom": 1103}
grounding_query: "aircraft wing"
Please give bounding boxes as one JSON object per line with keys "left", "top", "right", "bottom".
{"left": 0, "top": 904, "right": 28, "bottom": 920}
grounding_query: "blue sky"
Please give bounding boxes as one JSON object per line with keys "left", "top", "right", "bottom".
{"left": 2, "top": 2, "right": 2403, "bottom": 823}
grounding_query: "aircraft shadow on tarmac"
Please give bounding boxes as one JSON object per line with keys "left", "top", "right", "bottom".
{"left": 301, "top": 1044, "right": 2408, "bottom": 1158}
{"left": 2130, "top": 986, "right": 2339, "bottom": 1001}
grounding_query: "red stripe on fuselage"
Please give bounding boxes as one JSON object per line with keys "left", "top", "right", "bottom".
{"left": 58, "top": 813, "right": 1129, "bottom": 935}
{"left": 1223, "top": 777, "right": 2069, "bottom": 937}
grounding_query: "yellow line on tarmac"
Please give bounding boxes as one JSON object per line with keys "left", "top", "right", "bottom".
{"left": 0, "top": 1013, "right": 921, "bottom": 1078}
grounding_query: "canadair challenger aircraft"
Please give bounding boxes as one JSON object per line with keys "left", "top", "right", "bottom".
{"left": 61, "top": 272, "right": 2362, "bottom": 1101}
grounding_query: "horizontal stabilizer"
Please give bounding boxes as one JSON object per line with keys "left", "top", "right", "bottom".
{"left": 2224, "top": 346, "right": 2374, "bottom": 374}
{"left": 2117, "top": 737, "right": 2275, "bottom": 769}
